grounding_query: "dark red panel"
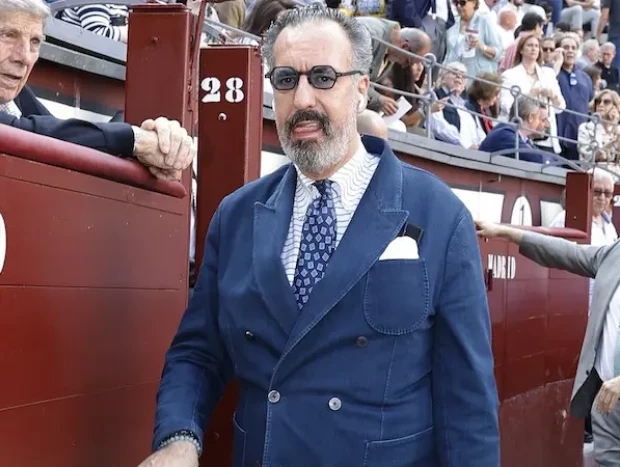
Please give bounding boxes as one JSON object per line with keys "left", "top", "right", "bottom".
{"left": 0, "top": 288, "right": 183, "bottom": 409}
{"left": 0, "top": 383, "right": 159, "bottom": 466}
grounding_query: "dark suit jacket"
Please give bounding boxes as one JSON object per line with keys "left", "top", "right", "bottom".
{"left": 1, "top": 86, "right": 134, "bottom": 158}
{"left": 479, "top": 124, "right": 556, "bottom": 164}
{"left": 153, "top": 136, "right": 500, "bottom": 467}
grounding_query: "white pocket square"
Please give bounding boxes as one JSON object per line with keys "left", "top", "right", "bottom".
{"left": 379, "top": 236, "right": 419, "bottom": 261}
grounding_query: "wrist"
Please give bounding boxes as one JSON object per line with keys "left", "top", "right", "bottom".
{"left": 158, "top": 430, "right": 202, "bottom": 457}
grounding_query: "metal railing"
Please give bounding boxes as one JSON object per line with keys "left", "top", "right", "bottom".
{"left": 369, "top": 35, "right": 620, "bottom": 174}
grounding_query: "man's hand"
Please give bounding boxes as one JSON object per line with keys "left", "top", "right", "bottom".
{"left": 137, "top": 441, "right": 200, "bottom": 467}
{"left": 595, "top": 377, "right": 620, "bottom": 414}
{"left": 133, "top": 117, "right": 195, "bottom": 178}
{"left": 148, "top": 166, "right": 184, "bottom": 182}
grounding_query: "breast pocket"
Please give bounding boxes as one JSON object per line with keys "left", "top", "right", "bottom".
{"left": 363, "top": 259, "right": 430, "bottom": 335}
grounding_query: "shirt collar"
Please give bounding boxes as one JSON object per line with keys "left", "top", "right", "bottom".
{"left": 0, "top": 100, "right": 22, "bottom": 118}
{"left": 295, "top": 142, "right": 369, "bottom": 213}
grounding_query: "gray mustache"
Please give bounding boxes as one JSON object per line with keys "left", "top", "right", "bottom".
{"left": 285, "top": 110, "right": 331, "bottom": 137}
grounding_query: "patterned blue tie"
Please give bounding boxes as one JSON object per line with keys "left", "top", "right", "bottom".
{"left": 292, "top": 180, "right": 337, "bottom": 309}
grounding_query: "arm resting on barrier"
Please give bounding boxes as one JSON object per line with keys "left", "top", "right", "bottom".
{"left": 0, "top": 113, "right": 134, "bottom": 158}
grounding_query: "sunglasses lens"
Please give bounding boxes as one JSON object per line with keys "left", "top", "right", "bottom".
{"left": 309, "top": 66, "right": 338, "bottom": 89}
{"left": 270, "top": 67, "right": 298, "bottom": 90}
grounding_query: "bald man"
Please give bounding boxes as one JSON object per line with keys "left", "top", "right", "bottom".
{"left": 357, "top": 109, "right": 389, "bottom": 140}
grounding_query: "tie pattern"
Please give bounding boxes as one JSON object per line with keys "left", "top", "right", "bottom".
{"left": 292, "top": 180, "right": 337, "bottom": 309}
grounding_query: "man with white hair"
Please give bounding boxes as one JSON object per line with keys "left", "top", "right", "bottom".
{"left": 596, "top": 42, "right": 620, "bottom": 91}
{"left": 497, "top": 5, "right": 518, "bottom": 49}
{"left": 0, "top": 0, "right": 194, "bottom": 181}
{"left": 138, "top": 6, "right": 499, "bottom": 467}
{"left": 578, "top": 39, "right": 600, "bottom": 69}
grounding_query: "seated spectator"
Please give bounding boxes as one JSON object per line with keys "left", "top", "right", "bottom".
{"left": 584, "top": 65, "right": 603, "bottom": 91}
{"left": 497, "top": 5, "right": 519, "bottom": 49}
{"left": 444, "top": 0, "right": 503, "bottom": 78}
{"left": 541, "top": 36, "right": 564, "bottom": 73}
{"left": 540, "top": 2, "right": 554, "bottom": 37}
{"left": 480, "top": 95, "right": 555, "bottom": 164}
{"left": 1, "top": 0, "right": 194, "bottom": 181}
{"left": 500, "top": 33, "right": 565, "bottom": 154}
{"left": 577, "top": 90, "right": 620, "bottom": 171}
{"left": 236, "top": 0, "right": 296, "bottom": 44}
{"left": 556, "top": 33, "right": 594, "bottom": 160}
{"left": 558, "top": 0, "right": 589, "bottom": 38}
{"left": 596, "top": 42, "right": 620, "bottom": 92}
{"left": 465, "top": 72, "right": 501, "bottom": 141}
{"left": 60, "top": 3, "right": 128, "bottom": 42}
{"left": 499, "top": 12, "right": 544, "bottom": 73}
{"left": 435, "top": 62, "right": 467, "bottom": 129}
{"left": 357, "top": 19, "right": 429, "bottom": 116}
{"left": 577, "top": 39, "right": 600, "bottom": 69}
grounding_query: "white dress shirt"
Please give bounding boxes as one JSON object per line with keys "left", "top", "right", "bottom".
{"left": 596, "top": 286, "right": 620, "bottom": 382}
{"left": 0, "top": 100, "right": 22, "bottom": 117}
{"left": 281, "top": 143, "right": 379, "bottom": 285}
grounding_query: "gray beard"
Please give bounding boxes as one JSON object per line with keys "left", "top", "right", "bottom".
{"left": 278, "top": 111, "right": 358, "bottom": 176}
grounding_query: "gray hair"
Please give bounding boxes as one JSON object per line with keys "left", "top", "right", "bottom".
{"left": 262, "top": 5, "right": 373, "bottom": 74}
{"left": 582, "top": 39, "right": 600, "bottom": 53}
{"left": 441, "top": 61, "right": 466, "bottom": 79}
{"left": 516, "top": 95, "right": 541, "bottom": 122}
{"left": 0, "top": 0, "right": 50, "bottom": 21}
{"left": 601, "top": 41, "right": 616, "bottom": 53}
{"left": 590, "top": 167, "right": 617, "bottom": 185}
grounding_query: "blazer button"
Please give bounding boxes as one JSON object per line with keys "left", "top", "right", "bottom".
{"left": 244, "top": 330, "right": 255, "bottom": 341}
{"left": 356, "top": 336, "right": 368, "bottom": 348}
{"left": 268, "top": 390, "right": 281, "bottom": 403}
{"left": 328, "top": 397, "right": 342, "bottom": 411}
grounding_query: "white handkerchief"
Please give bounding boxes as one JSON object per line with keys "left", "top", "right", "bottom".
{"left": 379, "top": 236, "right": 419, "bottom": 261}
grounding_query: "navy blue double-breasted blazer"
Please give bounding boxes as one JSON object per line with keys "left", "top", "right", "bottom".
{"left": 154, "top": 136, "right": 500, "bottom": 467}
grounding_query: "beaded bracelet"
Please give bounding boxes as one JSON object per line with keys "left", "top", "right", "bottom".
{"left": 158, "top": 430, "right": 203, "bottom": 456}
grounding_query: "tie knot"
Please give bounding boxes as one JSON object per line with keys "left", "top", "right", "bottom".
{"left": 313, "top": 180, "right": 332, "bottom": 197}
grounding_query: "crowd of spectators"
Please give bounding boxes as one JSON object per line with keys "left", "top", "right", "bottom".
{"left": 48, "top": 0, "right": 620, "bottom": 179}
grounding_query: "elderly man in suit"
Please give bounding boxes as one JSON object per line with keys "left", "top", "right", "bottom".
{"left": 476, "top": 219, "right": 620, "bottom": 466}
{"left": 139, "top": 6, "right": 499, "bottom": 467}
{"left": 0, "top": 0, "right": 194, "bottom": 181}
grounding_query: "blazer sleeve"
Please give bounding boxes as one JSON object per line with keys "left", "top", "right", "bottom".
{"left": 433, "top": 209, "right": 500, "bottom": 467}
{"left": 499, "top": 69, "right": 516, "bottom": 119}
{"left": 153, "top": 202, "right": 234, "bottom": 451}
{"left": 519, "top": 231, "right": 613, "bottom": 278}
{"left": 0, "top": 113, "right": 135, "bottom": 158}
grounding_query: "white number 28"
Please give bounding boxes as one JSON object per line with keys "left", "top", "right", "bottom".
{"left": 201, "top": 77, "right": 244, "bottom": 104}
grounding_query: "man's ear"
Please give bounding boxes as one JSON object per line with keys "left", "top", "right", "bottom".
{"left": 356, "top": 75, "right": 370, "bottom": 114}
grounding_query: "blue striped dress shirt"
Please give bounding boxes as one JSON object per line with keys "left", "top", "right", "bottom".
{"left": 281, "top": 144, "right": 380, "bottom": 285}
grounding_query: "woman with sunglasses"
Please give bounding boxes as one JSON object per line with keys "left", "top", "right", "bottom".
{"left": 578, "top": 89, "right": 620, "bottom": 179}
{"left": 444, "top": 0, "right": 503, "bottom": 79}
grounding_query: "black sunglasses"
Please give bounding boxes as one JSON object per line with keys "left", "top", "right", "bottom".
{"left": 265, "top": 65, "right": 363, "bottom": 91}
{"left": 542, "top": 47, "right": 554, "bottom": 52}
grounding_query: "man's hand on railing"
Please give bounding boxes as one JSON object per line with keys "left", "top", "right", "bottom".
{"left": 431, "top": 97, "right": 449, "bottom": 113}
{"left": 132, "top": 117, "right": 195, "bottom": 182}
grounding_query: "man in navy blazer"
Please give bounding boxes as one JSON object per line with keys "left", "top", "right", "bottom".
{"left": 0, "top": 0, "right": 194, "bottom": 181}
{"left": 140, "top": 7, "right": 499, "bottom": 467}
{"left": 479, "top": 95, "right": 556, "bottom": 165}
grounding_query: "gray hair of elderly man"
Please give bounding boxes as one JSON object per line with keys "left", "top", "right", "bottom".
{"left": 582, "top": 39, "right": 600, "bottom": 53}
{"left": 0, "top": 0, "right": 51, "bottom": 21}
{"left": 510, "top": 94, "right": 541, "bottom": 123}
{"left": 590, "top": 166, "right": 617, "bottom": 185}
{"left": 262, "top": 5, "right": 373, "bottom": 75}
{"left": 601, "top": 41, "right": 617, "bottom": 53}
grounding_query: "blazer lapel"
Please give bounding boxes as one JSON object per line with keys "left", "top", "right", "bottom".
{"left": 253, "top": 165, "right": 300, "bottom": 337}
{"left": 282, "top": 138, "right": 409, "bottom": 356}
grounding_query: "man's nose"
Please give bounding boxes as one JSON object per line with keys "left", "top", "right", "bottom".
{"left": 293, "top": 76, "right": 317, "bottom": 110}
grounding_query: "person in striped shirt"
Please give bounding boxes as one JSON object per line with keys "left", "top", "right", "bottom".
{"left": 60, "top": 3, "right": 128, "bottom": 42}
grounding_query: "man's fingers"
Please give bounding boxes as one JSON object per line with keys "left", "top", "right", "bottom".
{"left": 172, "top": 135, "right": 194, "bottom": 170}
{"left": 140, "top": 118, "right": 156, "bottom": 131}
{"left": 154, "top": 116, "right": 174, "bottom": 155}
{"left": 166, "top": 126, "right": 188, "bottom": 168}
